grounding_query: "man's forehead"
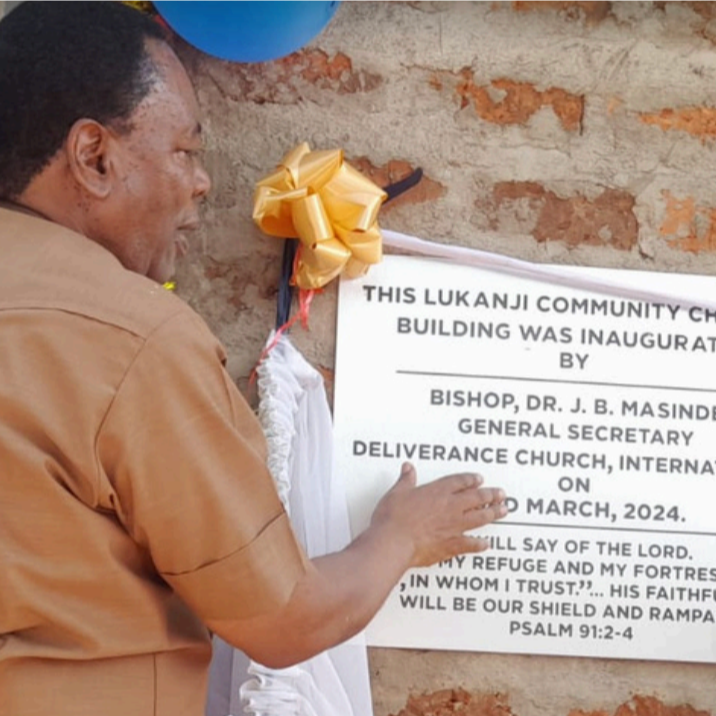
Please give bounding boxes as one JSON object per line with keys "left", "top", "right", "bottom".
{"left": 148, "top": 40, "right": 193, "bottom": 87}
{"left": 138, "top": 39, "right": 203, "bottom": 132}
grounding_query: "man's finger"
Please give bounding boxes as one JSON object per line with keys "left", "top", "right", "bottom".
{"left": 444, "top": 535, "right": 491, "bottom": 559}
{"left": 391, "top": 461, "right": 417, "bottom": 491}
{"left": 430, "top": 472, "right": 483, "bottom": 493}
{"left": 460, "top": 500, "right": 508, "bottom": 531}
{"left": 449, "top": 486, "right": 506, "bottom": 513}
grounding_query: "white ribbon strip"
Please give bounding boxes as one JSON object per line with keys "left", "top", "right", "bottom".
{"left": 382, "top": 229, "right": 716, "bottom": 311}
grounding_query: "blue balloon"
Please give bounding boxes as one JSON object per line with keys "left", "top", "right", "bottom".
{"left": 154, "top": 1, "right": 341, "bottom": 63}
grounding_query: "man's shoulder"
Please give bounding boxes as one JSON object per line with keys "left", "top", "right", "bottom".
{"left": 0, "top": 205, "right": 201, "bottom": 341}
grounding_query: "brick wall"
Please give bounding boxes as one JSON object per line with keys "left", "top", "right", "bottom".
{"left": 173, "top": 4, "right": 715, "bottom": 714}
{"left": 3, "top": 2, "right": 714, "bottom": 714}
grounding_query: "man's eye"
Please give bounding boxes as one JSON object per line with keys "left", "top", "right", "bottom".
{"left": 178, "top": 148, "right": 203, "bottom": 160}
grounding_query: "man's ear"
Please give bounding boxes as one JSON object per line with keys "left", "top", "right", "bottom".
{"left": 65, "top": 119, "right": 116, "bottom": 199}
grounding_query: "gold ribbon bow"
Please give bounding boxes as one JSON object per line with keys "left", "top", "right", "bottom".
{"left": 253, "top": 142, "right": 387, "bottom": 290}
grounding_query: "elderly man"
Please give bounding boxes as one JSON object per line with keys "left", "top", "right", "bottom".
{"left": 0, "top": 3, "right": 507, "bottom": 715}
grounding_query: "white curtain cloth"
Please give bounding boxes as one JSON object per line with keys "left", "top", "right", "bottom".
{"left": 206, "top": 333, "right": 373, "bottom": 716}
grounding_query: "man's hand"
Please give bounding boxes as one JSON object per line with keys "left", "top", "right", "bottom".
{"left": 207, "top": 463, "right": 507, "bottom": 668}
{"left": 371, "top": 462, "right": 507, "bottom": 568}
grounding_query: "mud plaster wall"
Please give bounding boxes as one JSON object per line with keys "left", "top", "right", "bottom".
{"left": 2, "top": 1, "right": 714, "bottom": 715}
{"left": 177, "top": 3, "right": 716, "bottom": 715}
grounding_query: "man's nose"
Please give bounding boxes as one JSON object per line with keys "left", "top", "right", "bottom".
{"left": 193, "top": 163, "right": 211, "bottom": 199}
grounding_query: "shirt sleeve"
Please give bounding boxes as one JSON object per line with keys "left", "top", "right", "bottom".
{"left": 95, "top": 310, "right": 307, "bottom": 621}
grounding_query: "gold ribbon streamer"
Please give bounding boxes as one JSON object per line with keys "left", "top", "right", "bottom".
{"left": 253, "top": 142, "right": 387, "bottom": 290}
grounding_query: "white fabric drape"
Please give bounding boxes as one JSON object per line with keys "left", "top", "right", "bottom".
{"left": 206, "top": 333, "right": 373, "bottom": 716}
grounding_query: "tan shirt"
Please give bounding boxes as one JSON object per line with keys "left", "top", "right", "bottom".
{"left": 0, "top": 206, "right": 307, "bottom": 715}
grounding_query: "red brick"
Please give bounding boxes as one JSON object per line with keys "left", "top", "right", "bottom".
{"left": 349, "top": 157, "right": 446, "bottom": 210}
{"left": 685, "top": 2, "right": 716, "bottom": 21}
{"left": 640, "top": 107, "right": 716, "bottom": 140}
{"left": 433, "top": 69, "right": 584, "bottom": 132}
{"left": 660, "top": 190, "right": 716, "bottom": 252}
{"left": 569, "top": 695, "right": 711, "bottom": 716}
{"left": 199, "top": 48, "right": 382, "bottom": 104}
{"left": 389, "top": 688, "right": 514, "bottom": 716}
{"left": 485, "top": 181, "right": 638, "bottom": 249}
{"left": 510, "top": 1, "right": 612, "bottom": 22}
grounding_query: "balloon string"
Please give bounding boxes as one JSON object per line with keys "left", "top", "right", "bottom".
{"left": 250, "top": 288, "right": 315, "bottom": 385}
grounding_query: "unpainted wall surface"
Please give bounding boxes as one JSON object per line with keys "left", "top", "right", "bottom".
{"left": 174, "top": 1, "right": 716, "bottom": 385}
{"left": 172, "top": 3, "right": 716, "bottom": 714}
{"left": 3, "top": 1, "right": 714, "bottom": 715}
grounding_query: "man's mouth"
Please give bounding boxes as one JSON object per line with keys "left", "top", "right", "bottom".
{"left": 176, "top": 218, "right": 200, "bottom": 258}
{"left": 175, "top": 234, "right": 190, "bottom": 258}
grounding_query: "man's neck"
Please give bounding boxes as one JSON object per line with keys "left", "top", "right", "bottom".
{"left": 0, "top": 198, "right": 52, "bottom": 222}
